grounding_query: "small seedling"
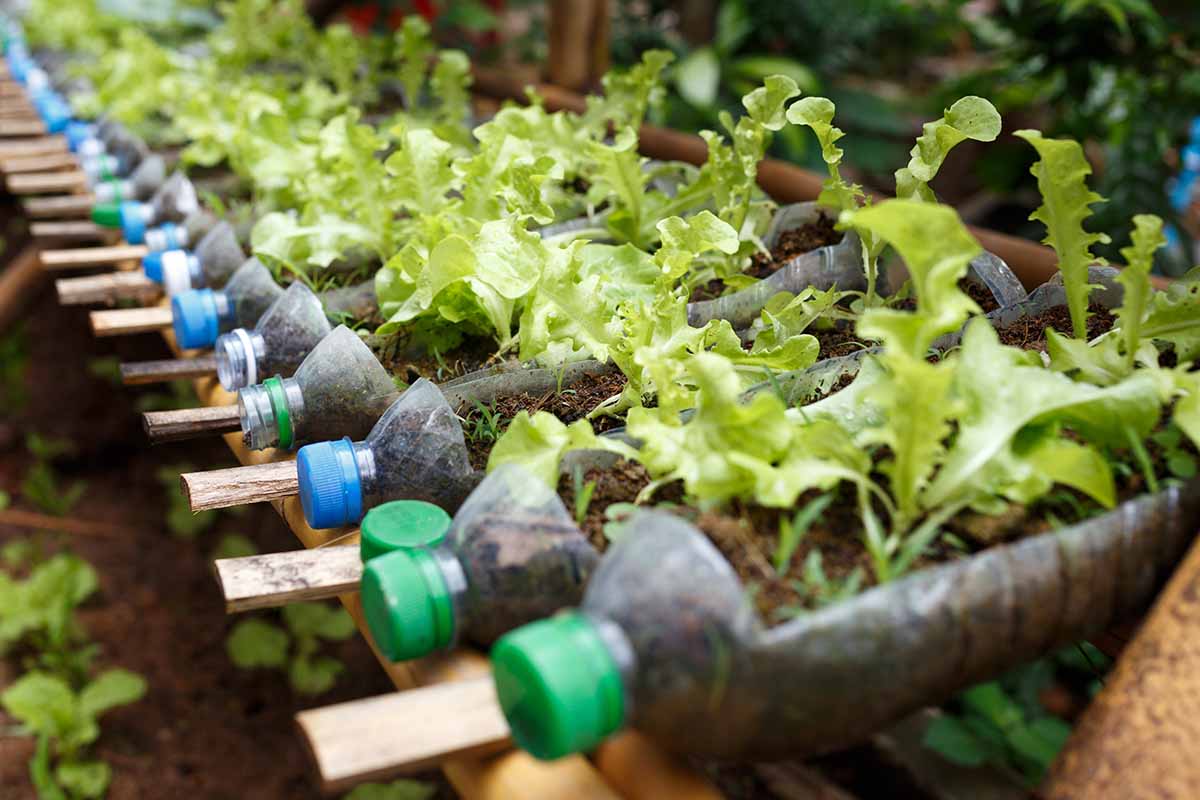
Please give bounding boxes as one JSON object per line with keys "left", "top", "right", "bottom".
{"left": 342, "top": 779, "right": 436, "bottom": 800}
{"left": 226, "top": 602, "right": 357, "bottom": 695}
{"left": 156, "top": 464, "right": 217, "bottom": 540}
{"left": 571, "top": 465, "right": 596, "bottom": 527}
{"left": 773, "top": 493, "right": 832, "bottom": 574}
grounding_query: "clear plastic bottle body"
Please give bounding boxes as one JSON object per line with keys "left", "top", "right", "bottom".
{"left": 148, "top": 171, "right": 199, "bottom": 226}
{"left": 215, "top": 282, "right": 330, "bottom": 390}
{"left": 224, "top": 257, "right": 285, "bottom": 329}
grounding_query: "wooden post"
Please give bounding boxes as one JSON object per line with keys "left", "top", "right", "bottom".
{"left": 142, "top": 405, "right": 241, "bottom": 443}
{"left": 8, "top": 169, "right": 87, "bottom": 194}
{"left": 546, "top": 0, "right": 610, "bottom": 92}
{"left": 215, "top": 544, "right": 361, "bottom": 612}
{"left": 56, "top": 271, "right": 160, "bottom": 306}
{"left": 0, "top": 244, "right": 46, "bottom": 334}
{"left": 181, "top": 460, "right": 298, "bottom": 512}
{"left": 30, "top": 220, "right": 111, "bottom": 243}
{"left": 119, "top": 355, "right": 215, "bottom": 386}
{"left": 24, "top": 193, "right": 94, "bottom": 219}
{"left": 41, "top": 244, "right": 148, "bottom": 270}
{"left": 90, "top": 306, "right": 173, "bottom": 337}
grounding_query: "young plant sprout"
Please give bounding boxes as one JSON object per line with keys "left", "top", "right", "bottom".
{"left": 237, "top": 325, "right": 397, "bottom": 451}
{"left": 294, "top": 378, "right": 474, "bottom": 528}
{"left": 91, "top": 171, "right": 199, "bottom": 244}
{"left": 144, "top": 220, "right": 245, "bottom": 296}
{"left": 171, "top": 257, "right": 283, "bottom": 350}
{"left": 215, "top": 282, "right": 331, "bottom": 391}
{"left": 361, "top": 463, "right": 598, "bottom": 661}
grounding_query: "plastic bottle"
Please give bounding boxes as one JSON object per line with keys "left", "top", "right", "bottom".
{"left": 91, "top": 171, "right": 198, "bottom": 244}
{"left": 143, "top": 220, "right": 244, "bottom": 295}
{"left": 237, "top": 325, "right": 398, "bottom": 451}
{"left": 90, "top": 154, "right": 166, "bottom": 205}
{"left": 294, "top": 379, "right": 475, "bottom": 528}
{"left": 215, "top": 282, "right": 332, "bottom": 391}
{"left": 360, "top": 464, "right": 598, "bottom": 662}
{"left": 171, "top": 257, "right": 283, "bottom": 349}
{"left": 141, "top": 209, "right": 221, "bottom": 258}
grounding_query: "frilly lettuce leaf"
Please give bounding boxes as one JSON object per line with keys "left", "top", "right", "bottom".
{"left": 383, "top": 127, "right": 459, "bottom": 217}
{"left": 395, "top": 16, "right": 435, "bottom": 109}
{"left": 486, "top": 412, "right": 632, "bottom": 488}
{"left": 785, "top": 96, "right": 863, "bottom": 213}
{"left": 1015, "top": 129, "right": 1110, "bottom": 339}
{"left": 896, "top": 96, "right": 1001, "bottom": 203}
{"left": 1116, "top": 214, "right": 1167, "bottom": 370}
{"left": 742, "top": 74, "right": 801, "bottom": 132}
{"left": 587, "top": 128, "right": 650, "bottom": 246}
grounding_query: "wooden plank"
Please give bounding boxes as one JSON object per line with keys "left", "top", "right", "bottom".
{"left": 119, "top": 355, "right": 215, "bottom": 386}
{"left": 56, "top": 271, "right": 159, "bottom": 306}
{"left": 0, "top": 135, "right": 67, "bottom": 159}
{"left": 181, "top": 460, "right": 299, "bottom": 512}
{"left": 23, "top": 193, "right": 94, "bottom": 219}
{"left": 8, "top": 169, "right": 86, "bottom": 194}
{"left": 214, "top": 544, "right": 361, "bottom": 612}
{"left": 90, "top": 306, "right": 173, "bottom": 337}
{"left": 1043, "top": 536, "right": 1200, "bottom": 798}
{"left": 30, "top": 220, "right": 110, "bottom": 243}
{"left": 41, "top": 244, "right": 148, "bottom": 270}
{"left": 1, "top": 151, "right": 76, "bottom": 174}
{"left": 142, "top": 404, "right": 241, "bottom": 443}
{"left": 296, "top": 680, "right": 513, "bottom": 792}
{"left": 0, "top": 244, "right": 46, "bottom": 334}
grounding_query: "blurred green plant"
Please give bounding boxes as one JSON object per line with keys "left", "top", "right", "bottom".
{"left": 226, "top": 602, "right": 357, "bottom": 695}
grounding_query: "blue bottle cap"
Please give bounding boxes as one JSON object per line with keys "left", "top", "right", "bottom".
{"left": 1190, "top": 117, "right": 1200, "bottom": 145}
{"left": 296, "top": 437, "right": 364, "bottom": 530}
{"left": 119, "top": 201, "right": 149, "bottom": 244}
{"left": 65, "top": 121, "right": 96, "bottom": 152}
{"left": 142, "top": 250, "right": 166, "bottom": 283}
{"left": 1183, "top": 144, "right": 1200, "bottom": 174}
{"left": 41, "top": 99, "right": 71, "bottom": 134}
{"left": 171, "top": 289, "right": 220, "bottom": 349}
{"left": 1171, "top": 172, "right": 1197, "bottom": 211}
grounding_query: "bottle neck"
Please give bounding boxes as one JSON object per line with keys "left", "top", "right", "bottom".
{"left": 585, "top": 614, "right": 638, "bottom": 721}
{"left": 429, "top": 547, "right": 469, "bottom": 650}
{"left": 160, "top": 250, "right": 202, "bottom": 296}
{"left": 238, "top": 375, "right": 305, "bottom": 450}
{"left": 91, "top": 179, "right": 130, "bottom": 205}
{"left": 211, "top": 290, "right": 234, "bottom": 328}
{"left": 215, "top": 328, "right": 266, "bottom": 391}
{"left": 144, "top": 222, "right": 186, "bottom": 253}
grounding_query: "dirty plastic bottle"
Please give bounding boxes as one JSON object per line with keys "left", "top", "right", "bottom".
{"left": 141, "top": 209, "right": 220, "bottom": 257}
{"left": 237, "top": 325, "right": 397, "bottom": 451}
{"left": 170, "top": 257, "right": 283, "bottom": 349}
{"left": 361, "top": 464, "right": 598, "bottom": 662}
{"left": 143, "top": 220, "right": 243, "bottom": 295}
{"left": 91, "top": 171, "right": 198, "bottom": 244}
{"left": 294, "top": 378, "right": 475, "bottom": 528}
{"left": 90, "top": 154, "right": 166, "bottom": 205}
{"left": 492, "top": 511, "right": 756, "bottom": 760}
{"left": 215, "top": 282, "right": 331, "bottom": 391}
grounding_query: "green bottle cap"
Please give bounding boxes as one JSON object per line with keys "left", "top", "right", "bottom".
{"left": 491, "top": 612, "right": 625, "bottom": 760}
{"left": 361, "top": 548, "right": 455, "bottom": 662}
{"left": 360, "top": 500, "right": 451, "bottom": 563}
{"left": 91, "top": 202, "right": 121, "bottom": 227}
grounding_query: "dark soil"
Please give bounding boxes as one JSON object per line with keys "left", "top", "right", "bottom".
{"left": 0, "top": 286, "right": 451, "bottom": 799}
{"left": 996, "top": 303, "right": 1116, "bottom": 352}
{"left": 372, "top": 334, "right": 499, "bottom": 386}
{"left": 689, "top": 216, "right": 843, "bottom": 302}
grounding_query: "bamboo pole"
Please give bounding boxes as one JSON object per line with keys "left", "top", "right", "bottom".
{"left": 56, "top": 271, "right": 159, "bottom": 306}
{"left": 0, "top": 243, "right": 46, "bottom": 333}
{"left": 41, "top": 244, "right": 148, "bottom": 270}
{"left": 547, "top": 0, "right": 610, "bottom": 92}
{"left": 142, "top": 404, "right": 241, "bottom": 443}
{"left": 181, "top": 460, "right": 298, "bottom": 512}
{"left": 30, "top": 220, "right": 111, "bottom": 243}
{"left": 24, "top": 193, "right": 94, "bottom": 219}
{"left": 8, "top": 169, "right": 86, "bottom": 194}
{"left": 119, "top": 355, "right": 215, "bottom": 386}
{"left": 215, "top": 544, "right": 361, "bottom": 612}
{"left": 90, "top": 306, "right": 173, "bottom": 337}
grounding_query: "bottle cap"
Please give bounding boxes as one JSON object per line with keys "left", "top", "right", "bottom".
{"left": 359, "top": 500, "right": 451, "bottom": 562}
{"left": 142, "top": 250, "right": 165, "bottom": 283}
{"left": 91, "top": 202, "right": 121, "bottom": 228}
{"left": 41, "top": 100, "right": 71, "bottom": 135}
{"left": 296, "top": 438, "right": 364, "bottom": 529}
{"left": 171, "top": 289, "right": 220, "bottom": 349}
{"left": 65, "top": 121, "right": 96, "bottom": 152}
{"left": 491, "top": 612, "right": 626, "bottom": 760}
{"left": 120, "top": 201, "right": 149, "bottom": 244}
{"left": 360, "top": 548, "right": 455, "bottom": 662}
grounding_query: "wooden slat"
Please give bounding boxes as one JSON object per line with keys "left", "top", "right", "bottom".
{"left": 41, "top": 244, "right": 148, "bottom": 270}
{"left": 0, "top": 119, "right": 44, "bottom": 137}
{"left": 119, "top": 355, "right": 215, "bottom": 386}
{"left": 0, "top": 244, "right": 46, "bottom": 334}
{"left": 30, "top": 220, "right": 109, "bottom": 243}
{"left": 90, "top": 306, "right": 173, "bottom": 337}
{"left": 215, "top": 544, "right": 361, "bottom": 612}
{"left": 8, "top": 169, "right": 86, "bottom": 194}
{"left": 181, "top": 460, "right": 298, "bottom": 512}
{"left": 23, "top": 193, "right": 94, "bottom": 219}
{"left": 0, "top": 135, "right": 67, "bottom": 159}
{"left": 56, "top": 271, "right": 159, "bottom": 305}
{"left": 142, "top": 404, "right": 241, "bottom": 443}
{"left": 2, "top": 151, "right": 77, "bottom": 174}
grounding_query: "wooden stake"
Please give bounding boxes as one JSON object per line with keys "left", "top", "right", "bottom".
{"left": 2, "top": 151, "right": 77, "bottom": 174}
{"left": 181, "top": 459, "right": 298, "bottom": 512}
{"left": 30, "top": 220, "right": 110, "bottom": 243}
{"left": 56, "top": 271, "right": 159, "bottom": 306}
{"left": 119, "top": 355, "right": 215, "bottom": 386}
{"left": 142, "top": 405, "right": 241, "bottom": 444}
{"left": 8, "top": 169, "right": 86, "bottom": 194}
{"left": 214, "top": 544, "right": 360, "bottom": 612}
{"left": 0, "top": 135, "right": 67, "bottom": 159}
{"left": 0, "top": 244, "right": 47, "bottom": 334}
{"left": 90, "top": 306, "right": 173, "bottom": 337}
{"left": 296, "top": 679, "right": 512, "bottom": 792}
{"left": 41, "top": 244, "right": 148, "bottom": 270}
{"left": 23, "top": 193, "right": 94, "bottom": 219}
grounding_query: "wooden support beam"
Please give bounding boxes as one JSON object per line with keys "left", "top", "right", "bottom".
{"left": 298, "top": 680, "right": 513, "bottom": 792}
{"left": 181, "top": 459, "right": 298, "bottom": 512}
{"left": 0, "top": 244, "right": 46, "bottom": 334}
{"left": 8, "top": 169, "right": 86, "bottom": 194}
{"left": 30, "top": 220, "right": 110, "bottom": 243}
{"left": 546, "top": 0, "right": 610, "bottom": 91}
{"left": 23, "top": 193, "right": 94, "bottom": 219}
{"left": 119, "top": 355, "right": 215, "bottom": 386}
{"left": 90, "top": 306, "right": 173, "bottom": 337}
{"left": 142, "top": 404, "right": 241, "bottom": 444}
{"left": 214, "top": 544, "right": 361, "bottom": 612}
{"left": 41, "top": 244, "right": 147, "bottom": 270}
{"left": 56, "top": 271, "right": 159, "bottom": 306}
{"left": 0, "top": 135, "right": 67, "bottom": 159}
{"left": 1, "top": 151, "right": 76, "bottom": 174}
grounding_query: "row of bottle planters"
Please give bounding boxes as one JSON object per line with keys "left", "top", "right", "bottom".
{"left": 8, "top": 30, "right": 1197, "bottom": 767}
